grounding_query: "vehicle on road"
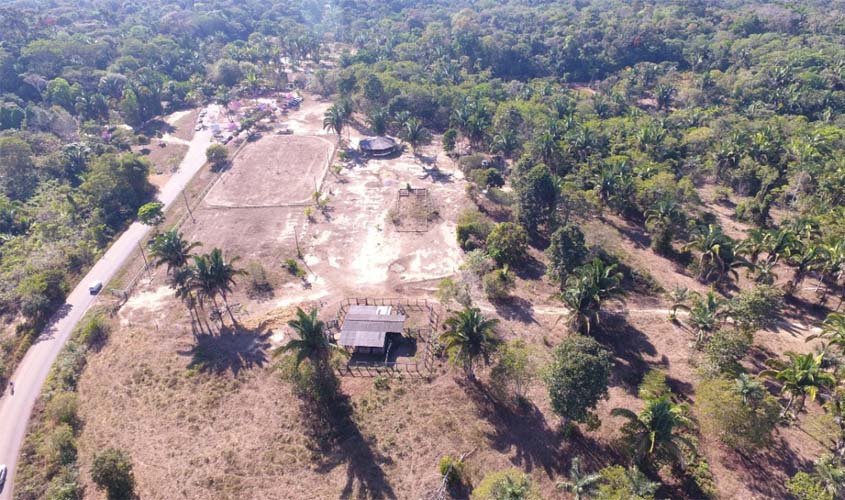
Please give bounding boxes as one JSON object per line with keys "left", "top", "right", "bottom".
{"left": 0, "top": 464, "right": 7, "bottom": 492}
{"left": 88, "top": 281, "right": 103, "bottom": 295}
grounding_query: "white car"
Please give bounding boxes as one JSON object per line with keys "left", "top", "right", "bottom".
{"left": 0, "top": 464, "right": 7, "bottom": 493}
{"left": 89, "top": 281, "right": 103, "bottom": 295}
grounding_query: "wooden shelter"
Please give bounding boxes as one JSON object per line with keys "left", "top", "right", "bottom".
{"left": 339, "top": 305, "right": 406, "bottom": 354}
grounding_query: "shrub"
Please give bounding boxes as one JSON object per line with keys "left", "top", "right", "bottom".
{"left": 458, "top": 154, "right": 486, "bottom": 173}
{"left": 75, "top": 314, "right": 110, "bottom": 348}
{"left": 460, "top": 249, "right": 493, "bottom": 283}
{"left": 482, "top": 268, "right": 515, "bottom": 301}
{"left": 205, "top": 143, "right": 228, "bottom": 170}
{"left": 456, "top": 209, "right": 493, "bottom": 251}
{"left": 284, "top": 259, "right": 305, "bottom": 278}
{"left": 46, "top": 392, "right": 80, "bottom": 428}
{"left": 42, "top": 423, "right": 77, "bottom": 469}
{"left": 596, "top": 465, "right": 659, "bottom": 500}
{"left": 438, "top": 455, "right": 466, "bottom": 487}
{"left": 45, "top": 467, "right": 84, "bottom": 500}
{"left": 442, "top": 128, "right": 458, "bottom": 153}
{"left": 245, "top": 261, "right": 273, "bottom": 298}
{"left": 486, "top": 222, "right": 528, "bottom": 267}
{"left": 490, "top": 340, "right": 536, "bottom": 403}
{"left": 696, "top": 378, "right": 780, "bottom": 452}
{"left": 703, "top": 329, "right": 751, "bottom": 376}
{"left": 470, "top": 168, "right": 505, "bottom": 188}
{"left": 437, "top": 277, "right": 471, "bottom": 310}
{"left": 729, "top": 285, "right": 783, "bottom": 332}
{"left": 472, "top": 469, "right": 538, "bottom": 499}
{"left": 136, "top": 201, "right": 164, "bottom": 226}
{"left": 638, "top": 369, "right": 670, "bottom": 401}
{"left": 91, "top": 448, "right": 135, "bottom": 500}
{"left": 787, "top": 472, "right": 832, "bottom": 500}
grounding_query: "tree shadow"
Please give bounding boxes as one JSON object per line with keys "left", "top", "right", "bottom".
{"left": 595, "top": 314, "right": 658, "bottom": 394}
{"left": 606, "top": 217, "right": 652, "bottom": 250}
{"left": 491, "top": 296, "right": 537, "bottom": 325}
{"left": 513, "top": 253, "right": 546, "bottom": 281}
{"left": 137, "top": 118, "right": 176, "bottom": 137}
{"left": 312, "top": 393, "right": 397, "bottom": 499}
{"left": 720, "top": 436, "right": 811, "bottom": 498}
{"left": 460, "top": 380, "right": 563, "bottom": 477}
{"left": 178, "top": 323, "right": 271, "bottom": 376}
{"left": 34, "top": 303, "right": 74, "bottom": 344}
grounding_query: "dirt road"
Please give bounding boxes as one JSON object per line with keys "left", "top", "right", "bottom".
{"left": 0, "top": 129, "right": 213, "bottom": 499}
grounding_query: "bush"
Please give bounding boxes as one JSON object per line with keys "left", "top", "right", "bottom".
{"left": 490, "top": 340, "right": 536, "bottom": 403}
{"left": 456, "top": 209, "right": 493, "bottom": 251}
{"left": 470, "top": 168, "right": 505, "bottom": 188}
{"left": 437, "top": 277, "right": 471, "bottom": 310}
{"left": 442, "top": 128, "right": 458, "bottom": 153}
{"left": 482, "top": 268, "right": 515, "bottom": 301}
{"left": 91, "top": 448, "right": 135, "bottom": 500}
{"left": 284, "top": 258, "right": 306, "bottom": 278}
{"left": 246, "top": 261, "right": 273, "bottom": 298}
{"left": 45, "top": 467, "right": 84, "bottom": 500}
{"left": 638, "top": 369, "right": 670, "bottom": 401}
{"left": 457, "top": 154, "right": 486, "bottom": 173}
{"left": 695, "top": 378, "right": 780, "bottom": 452}
{"left": 438, "top": 455, "right": 466, "bottom": 487}
{"left": 42, "top": 423, "right": 77, "bottom": 469}
{"left": 205, "top": 143, "right": 228, "bottom": 171}
{"left": 75, "top": 314, "right": 110, "bottom": 348}
{"left": 486, "top": 222, "right": 528, "bottom": 267}
{"left": 729, "top": 285, "right": 783, "bottom": 332}
{"left": 787, "top": 472, "right": 832, "bottom": 500}
{"left": 703, "top": 329, "right": 751, "bottom": 376}
{"left": 472, "top": 468, "right": 538, "bottom": 499}
{"left": 596, "top": 465, "right": 659, "bottom": 500}
{"left": 46, "top": 392, "right": 80, "bottom": 428}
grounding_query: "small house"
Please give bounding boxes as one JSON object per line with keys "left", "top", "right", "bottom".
{"left": 339, "top": 305, "right": 406, "bottom": 355}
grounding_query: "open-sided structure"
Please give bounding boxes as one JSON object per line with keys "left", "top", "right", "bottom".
{"left": 338, "top": 305, "right": 406, "bottom": 354}
{"left": 359, "top": 136, "right": 398, "bottom": 157}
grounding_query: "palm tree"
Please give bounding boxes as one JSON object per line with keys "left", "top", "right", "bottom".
{"left": 734, "top": 373, "right": 765, "bottom": 405}
{"left": 205, "top": 248, "right": 246, "bottom": 325}
{"left": 323, "top": 104, "right": 345, "bottom": 142}
{"left": 687, "top": 289, "right": 726, "bottom": 348}
{"left": 150, "top": 230, "right": 201, "bottom": 274}
{"left": 807, "top": 313, "right": 845, "bottom": 351}
{"left": 684, "top": 225, "right": 748, "bottom": 283}
{"left": 619, "top": 467, "right": 660, "bottom": 498}
{"left": 490, "top": 129, "right": 519, "bottom": 159}
{"left": 645, "top": 198, "right": 683, "bottom": 254}
{"left": 611, "top": 398, "right": 694, "bottom": 467}
{"left": 170, "top": 266, "right": 205, "bottom": 335}
{"left": 788, "top": 242, "right": 827, "bottom": 295}
{"left": 189, "top": 254, "right": 222, "bottom": 325}
{"left": 761, "top": 352, "right": 835, "bottom": 417}
{"left": 273, "top": 307, "right": 345, "bottom": 378}
{"left": 667, "top": 285, "right": 691, "bottom": 322}
{"left": 400, "top": 117, "right": 430, "bottom": 154}
{"left": 557, "top": 456, "right": 600, "bottom": 500}
{"left": 439, "top": 306, "right": 500, "bottom": 381}
{"left": 752, "top": 259, "right": 779, "bottom": 285}
{"left": 366, "top": 109, "right": 388, "bottom": 136}
{"left": 654, "top": 84, "right": 676, "bottom": 111}
{"left": 560, "top": 259, "right": 623, "bottom": 334}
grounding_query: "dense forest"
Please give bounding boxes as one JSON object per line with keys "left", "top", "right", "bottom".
{"left": 0, "top": 0, "right": 325, "bottom": 379}
{"left": 8, "top": 0, "right": 845, "bottom": 498}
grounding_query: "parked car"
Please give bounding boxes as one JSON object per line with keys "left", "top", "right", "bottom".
{"left": 0, "top": 464, "right": 7, "bottom": 492}
{"left": 89, "top": 281, "right": 103, "bottom": 295}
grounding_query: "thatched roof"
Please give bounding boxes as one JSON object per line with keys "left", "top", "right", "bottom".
{"left": 359, "top": 136, "right": 397, "bottom": 152}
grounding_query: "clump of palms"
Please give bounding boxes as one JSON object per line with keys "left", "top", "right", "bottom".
{"left": 559, "top": 258, "right": 623, "bottom": 334}
{"left": 189, "top": 248, "right": 246, "bottom": 326}
{"left": 557, "top": 456, "right": 600, "bottom": 500}
{"left": 684, "top": 225, "right": 748, "bottom": 283}
{"left": 439, "top": 306, "right": 500, "bottom": 381}
{"left": 761, "top": 351, "right": 835, "bottom": 417}
{"left": 687, "top": 289, "right": 727, "bottom": 348}
{"left": 611, "top": 398, "right": 694, "bottom": 468}
{"left": 644, "top": 198, "right": 683, "bottom": 254}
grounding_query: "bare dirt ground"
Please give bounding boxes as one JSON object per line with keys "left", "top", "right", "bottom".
{"left": 204, "top": 135, "right": 334, "bottom": 207}
{"left": 73, "top": 93, "right": 831, "bottom": 500}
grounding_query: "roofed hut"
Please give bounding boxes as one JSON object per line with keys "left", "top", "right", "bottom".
{"left": 359, "top": 136, "right": 398, "bottom": 157}
{"left": 339, "top": 305, "right": 406, "bottom": 354}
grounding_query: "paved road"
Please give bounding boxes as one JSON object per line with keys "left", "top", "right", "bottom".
{"left": 0, "top": 129, "right": 212, "bottom": 499}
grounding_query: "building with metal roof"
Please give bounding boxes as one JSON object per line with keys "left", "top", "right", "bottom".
{"left": 339, "top": 305, "right": 406, "bottom": 354}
